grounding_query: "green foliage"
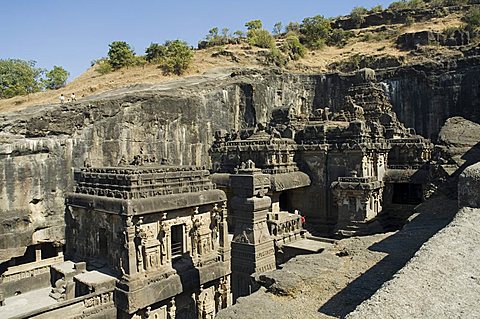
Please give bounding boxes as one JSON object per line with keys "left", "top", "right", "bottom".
{"left": 264, "top": 47, "right": 287, "bottom": 67}
{"left": 351, "top": 7, "right": 368, "bottom": 27}
{"left": 247, "top": 29, "right": 275, "bottom": 48}
{"left": 233, "top": 30, "right": 245, "bottom": 38}
{"left": 95, "top": 58, "right": 113, "bottom": 75}
{"left": 42, "top": 65, "right": 69, "bottom": 90}
{"left": 463, "top": 6, "right": 480, "bottom": 30}
{"left": 285, "top": 22, "right": 301, "bottom": 34}
{"left": 107, "top": 41, "right": 135, "bottom": 70}
{"left": 443, "top": 26, "right": 463, "bottom": 37}
{"left": 281, "top": 33, "right": 306, "bottom": 60}
{"left": 431, "top": 0, "right": 468, "bottom": 6}
{"left": 221, "top": 28, "right": 230, "bottom": 37}
{"left": 133, "top": 56, "right": 147, "bottom": 67}
{"left": 207, "top": 27, "right": 219, "bottom": 40}
{"left": 145, "top": 43, "right": 167, "bottom": 63}
{"left": 370, "top": 5, "right": 383, "bottom": 12}
{"left": 300, "top": 15, "right": 332, "bottom": 49}
{"left": 273, "top": 22, "right": 283, "bottom": 35}
{"left": 245, "top": 20, "right": 262, "bottom": 30}
{"left": 151, "top": 40, "right": 194, "bottom": 75}
{"left": 201, "top": 27, "right": 234, "bottom": 48}
{"left": 405, "top": 15, "right": 416, "bottom": 25}
{"left": 0, "top": 59, "right": 43, "bottom": 99}
{"left": 389, "top": 0, "right": 426, "bottom": 10}
{"left": 327, "top": 28, "right": 354, "bottom": 47}
{"left": 359, "top": 31, "right": 391, "bottom": 42}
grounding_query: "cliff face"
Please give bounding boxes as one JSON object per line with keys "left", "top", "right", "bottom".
{"left": 380, "top": 54, "right": 480, "bottom": 140}
{"left": 1, "top": 53, "right": 480, "bottom": 262}
{"left": 0, "top": 69, "right": 319, "bottom": 262}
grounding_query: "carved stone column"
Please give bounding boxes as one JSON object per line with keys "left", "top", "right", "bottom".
{"left": 218, "top": 201, "right": 230, "bottom": 264}
{"left": 230, "top": 162, "right": 276, "bottom": 301}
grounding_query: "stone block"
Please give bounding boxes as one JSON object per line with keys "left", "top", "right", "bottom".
{"left": 458, "top": 162, "right": 480, "bottom": 208}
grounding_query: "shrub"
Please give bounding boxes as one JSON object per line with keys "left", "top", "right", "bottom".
{"left": 0, "top": 59, "right": 43, "bottom": 98}
{"left": 370, "top": 5, "right": 383, "bottom": 13}
{"left": 285, "top": 22, "right": 301, "bottom": 34}
{"left": 145, "top": 43, "right": 167, "bottom": 63}
{"left": 351, "top": 7, "right": 369, "bottom": 27}
{"left": 405, "top": 15, "right": 415, "bottom": 26}
{"left": 42, "top": 65, "right": 69, "bottom": 90}
{"left": 389, "top": 0, "right": 426, "bottom": 10}
{"left": 327, "top": 28, "right": 354, "bottom": 47}
{"left": 134, "top": 56, "right": 147, "bottom": 67}
{"left": 265, "top": 47, "right": 287, "bottom": 67}
{"left": 233, "top": 30, "right": 245, "bottom": 38}
{"left": 95, "top": 58, "right": 113, "bottom": 75}
{"left": 300, "top": 15, "right": 332, "bottom": 49}
{"left": 245, "top": 20, "right": 262, "bottom": 30}
{"left": 443, "top": 26, "right": 463, "bottom": 37}
{"left": 463, "top": 6, "right": 480, "bottom": 30}
{"left": 247, "top": 29, "right": 275, "bottom": 48}
{"left": 282, "top": 33, "right": 306, "bottom": 60}
{"left": 107, "top": 41, "right": 135, "bottom": 70}
{"left": 158, "top": 40, "right": 194, "bottom": 75}
{"left": 273, "top": 22, "right": 283, "bottom": 35}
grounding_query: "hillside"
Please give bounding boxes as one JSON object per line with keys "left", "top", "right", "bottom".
{"left": 0, "top": 4, "right": 473, "bottom": 113}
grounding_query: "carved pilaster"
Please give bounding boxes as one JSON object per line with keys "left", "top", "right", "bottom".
{"left": 229, "top": 163, "right": 276, "bottom": 301}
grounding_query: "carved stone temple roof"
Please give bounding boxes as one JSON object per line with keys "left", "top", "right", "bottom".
{"left": 67, "top": 165, "right": 226, "bottom": 215}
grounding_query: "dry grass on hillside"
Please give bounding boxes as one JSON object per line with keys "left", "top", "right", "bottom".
{"left": 0, "top": 13, "right": 465, "bottom": 114}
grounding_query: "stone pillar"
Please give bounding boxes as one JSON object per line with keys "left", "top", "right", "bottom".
{"left": 124, "top": 217, "right": 138, "bottom": 276}
{"left": 230, "top": 162, "right": 276, "bottom": 301}
{"left": 218, "top": 202, "right": 230, "bottom": 264}
{"left": 35, "top": 244, "right": 42, "bottom": 261}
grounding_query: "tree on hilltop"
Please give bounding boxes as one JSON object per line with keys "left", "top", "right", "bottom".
{"left": 145, "top": 40, "right": 193, "bottom": 75}
{"left": 0, "top": 59, "right": 44, "bottom": 99}
{"left": 42, "top": 65, "right": 69, "bottom": 90}
{"left": 107, "top": 41, "right": 135, "bottom": 70}
{"left": 245, "top": 20, "right": 263, "bottom": 30}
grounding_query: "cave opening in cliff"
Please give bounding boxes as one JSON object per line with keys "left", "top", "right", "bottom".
{"left": 392, "top": 183, "right": 422, "bottom": 205}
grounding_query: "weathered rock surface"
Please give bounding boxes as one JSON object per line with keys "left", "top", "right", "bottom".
{"left": 2, "top": 50, "right": 480, "bottom": 262}
{"left": 348, "top": 166, "right": 480, "bottom": 318}
{"left": 458, "top": 161, "right": 480, "bottom": 209}
{"left": 436, "top": 116, "right": 480, "bottom": 166}
{"left": 378, "top": 54, "right": 480, "bottom": 140}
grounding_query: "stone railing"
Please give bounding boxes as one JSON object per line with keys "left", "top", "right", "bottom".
{"left": 338, "top": 176, "right": 375, "bottom": 183}
{"left": 11, "top": 289, "right": 115, "bottom": 319}
{"left": 1, "top": 255, "right": 64, "bottom": 284}
{"left": 267, "top": 213, "right": 305, "bottom": 246}
{"left": 387, "top": 164, "right": 424, "bottom": 170}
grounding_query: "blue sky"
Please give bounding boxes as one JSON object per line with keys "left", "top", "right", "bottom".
{"left": 1, "top": 1, "right": 394, "bottom": 80}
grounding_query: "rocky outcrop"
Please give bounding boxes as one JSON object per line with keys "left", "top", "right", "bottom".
{"left": 436, "top": 116, "right": 480, "bottom": 166}
{"left": 458, "top": 162, "right": 480, "bottom": 208}
{"left": 378, "top": 54, "right": 480, "bottom": 140}
{"left": 397, "top": 29, "right": 473, "bottom": 50}
{"left": 0, "top": 69, "right": 321, "bottom": 263}
{"left": 333, "top": 6, "right": 467, "bottom": 30}
{"left": 2, "top": 47, "right": 480, "bottom": 263}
